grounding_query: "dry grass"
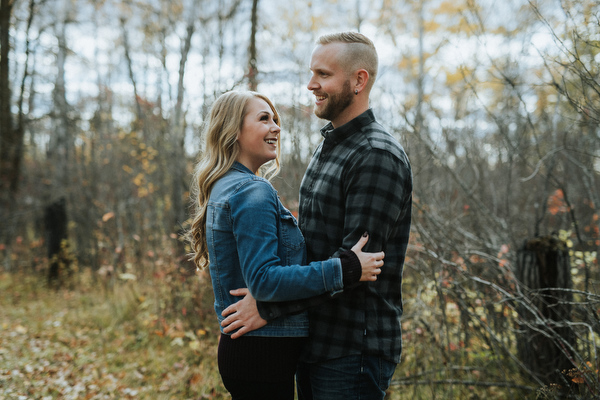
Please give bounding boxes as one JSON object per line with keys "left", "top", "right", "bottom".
{"left": 0, "top": 266, "right": 545, "bottom": 400}
{"left": 0, "top": 270, "right": 228, "bottom": 399}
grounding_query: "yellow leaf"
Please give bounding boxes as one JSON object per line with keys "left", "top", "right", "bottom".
{"left": 102, "top": 212, "right": 115, "bottom": 222}
{"left": 434, "top": 1, "right": 460, "bottom": 15}
{"left": 424, "top": 20, "right": 441, "bottom": 32}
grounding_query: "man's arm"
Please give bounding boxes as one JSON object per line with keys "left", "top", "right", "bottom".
{"left": 221, "top": 289, "right": 331, "bottom": 338}
{"left": 220, "top": 289, "right": 267, "bottom": 339}
{"left": 338, "top": 147, "right": 412, "bottom": 256}
{"left": 221, "top": 234, "right": 383, "bottom": 336}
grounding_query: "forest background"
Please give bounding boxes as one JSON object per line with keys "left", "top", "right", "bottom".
{"left": 0, "top": 0, "right": 599, "bottom": 398}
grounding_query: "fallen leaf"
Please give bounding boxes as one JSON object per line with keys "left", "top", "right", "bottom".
{"left": 102, "top": 212, "right": 115, "bottom": 222}
{"left": 14, "top": 325, "right": 28, "bottom": 334}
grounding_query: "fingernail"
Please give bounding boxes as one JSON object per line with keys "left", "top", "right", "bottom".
{"left": 363, "top": 231, "right": 368, "bottom": 237}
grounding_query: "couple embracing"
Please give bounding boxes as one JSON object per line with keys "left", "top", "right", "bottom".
{"left": 189, "top": 31, "right": 412, "bottom": 400}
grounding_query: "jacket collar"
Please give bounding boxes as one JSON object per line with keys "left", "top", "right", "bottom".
{"left": 231, "top": 161, "right": 254, "bottom": 175}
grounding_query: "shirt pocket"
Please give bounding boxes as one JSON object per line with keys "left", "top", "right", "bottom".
{"left": 278, "top": 205, "right": 305, "bottom": 251}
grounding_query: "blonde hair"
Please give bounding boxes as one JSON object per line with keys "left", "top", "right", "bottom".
{"left": 317, "top": 32, "right": 378, "bottom": 90}
{"left": 188, "top": 91, "right": 281, "bottom": 269}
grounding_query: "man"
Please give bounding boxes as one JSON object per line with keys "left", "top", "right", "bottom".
{"left": 221, "top": 32, "right": 412, "bottom": 400}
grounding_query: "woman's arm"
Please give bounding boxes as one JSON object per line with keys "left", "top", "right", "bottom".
{"left": 221, "top": 234, "right": 383, "bottom": 338}
{"left": 230, "top": 180, "right": 383, "bottom": 302}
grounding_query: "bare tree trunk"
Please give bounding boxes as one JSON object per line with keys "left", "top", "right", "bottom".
{"left": 0, "top": 0, "right": 13, "bottom": 179}
{"left": 71, "top": 5, "right": 102, "bottom": 271}
{"left": 46, "top": 3, "right": 72, "bottom": 287}
{"left": 14, "top": 0, "right": 36, "bottom": 195}
{"left": 2, "top": 0, "right": 27, "bottom": 192}
{"left": 121, "top": 17, "right": 143, "bottom": 127}
{"left": 172, "top": 4, "right": 196, "bottom": 269}
{"left": 415, "top": 0, "right": 424, "bottom": 136}
{"left": 247, "top": 0, "right": 258, "bottom": 91}
{"left": 0, "top": 0, "right": 15, "bottom": 255}
{"left": 50, "top": 11, "right": 70, "bottom": 189}
{"left": 216, "top": 0, "right": 242, "bottom": 91}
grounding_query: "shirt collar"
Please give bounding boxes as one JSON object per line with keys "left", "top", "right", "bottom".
{"left": 320, "top": 109, "right": 376, "bottom": 144}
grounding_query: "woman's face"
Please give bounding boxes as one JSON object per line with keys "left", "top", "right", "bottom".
{"left": 236, "top": 97, "right": 280, "bottom": 173}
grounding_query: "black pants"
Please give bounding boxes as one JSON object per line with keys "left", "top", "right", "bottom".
{"left": 218, "top": 333, "right": 307, "bottom": 400}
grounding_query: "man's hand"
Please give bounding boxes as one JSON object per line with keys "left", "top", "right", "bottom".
{"left": 221, "top": 288, "right": 267, "bottom": 339}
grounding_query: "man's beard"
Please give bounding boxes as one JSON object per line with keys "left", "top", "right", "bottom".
{"left": 315, "top": 80, "right": 354, "bottom": 122}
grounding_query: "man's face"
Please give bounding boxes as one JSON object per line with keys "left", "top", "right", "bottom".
{"left": 307, "top": 43, "right": 355, "bottom": 126}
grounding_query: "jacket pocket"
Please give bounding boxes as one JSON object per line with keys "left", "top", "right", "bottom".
{"left": 279, "top": 207, "right": 305, "bottom": 251}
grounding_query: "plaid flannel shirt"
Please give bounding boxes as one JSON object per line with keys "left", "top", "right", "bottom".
{"left": 258, "top": 109, "right": 412, "bottom": 364}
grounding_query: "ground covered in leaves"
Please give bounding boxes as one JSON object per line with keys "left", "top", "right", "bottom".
{"left": 0, "top": 271, "right": 228, "bottom": 399}
{"left": 1, "top": 269, "right": 546, "bottom": 400}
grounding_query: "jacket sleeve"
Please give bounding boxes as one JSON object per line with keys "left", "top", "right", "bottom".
{"left": 229, "top": 179, "right": 344, "bottom": 302}
{"left": 255, "top": 249, "right": 361, "bottom": 320}
{"left": 256, "top": 293, "right": 330, "bottom": 321}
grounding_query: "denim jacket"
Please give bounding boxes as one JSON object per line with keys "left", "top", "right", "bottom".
{"left": 206, "top": 162, "right": 344, "bottom": 337}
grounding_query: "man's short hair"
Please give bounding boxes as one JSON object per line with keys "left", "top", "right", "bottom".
{"left": 317, "top": 32, "right": 379, "bottom": 89}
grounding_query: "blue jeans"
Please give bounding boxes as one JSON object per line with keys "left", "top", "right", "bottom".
{"left": 297, "top": 355, "right": 397, "bottom": 400}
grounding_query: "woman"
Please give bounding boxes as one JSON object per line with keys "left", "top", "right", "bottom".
{"left": 188, "top": 91, "right": 384, "bottom": 400}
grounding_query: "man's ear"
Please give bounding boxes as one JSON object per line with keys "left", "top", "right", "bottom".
{"left": 355, "top": 69, "right": 369, "bottom": 94}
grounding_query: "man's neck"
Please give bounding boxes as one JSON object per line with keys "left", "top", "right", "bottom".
{"left": 330, "top": 99, "right": 369, "bottom": 129}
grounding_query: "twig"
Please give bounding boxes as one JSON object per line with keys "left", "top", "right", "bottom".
{"left": 390, "top": 378, "right": 536, "bottom": 392}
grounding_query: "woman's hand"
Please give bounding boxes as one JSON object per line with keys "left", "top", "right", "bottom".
{"left": 351, "top": 233, "right": 385, "bottom": 282}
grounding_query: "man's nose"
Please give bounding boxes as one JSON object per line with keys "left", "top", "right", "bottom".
{"left": 307, "top": 76, "right": 318, "bottom": 91}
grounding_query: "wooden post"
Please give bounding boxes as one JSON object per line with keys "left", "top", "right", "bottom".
{"left": 516, "top": 235, "right": 576, "bottom": 386}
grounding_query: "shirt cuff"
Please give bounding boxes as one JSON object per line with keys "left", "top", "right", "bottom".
{"left": 340, "top": 250, "right": 361, "bottom": 287}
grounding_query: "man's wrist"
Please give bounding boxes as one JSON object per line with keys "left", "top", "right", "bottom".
{"left": 340, "top": 250, "right": 361, "bottom": 287}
